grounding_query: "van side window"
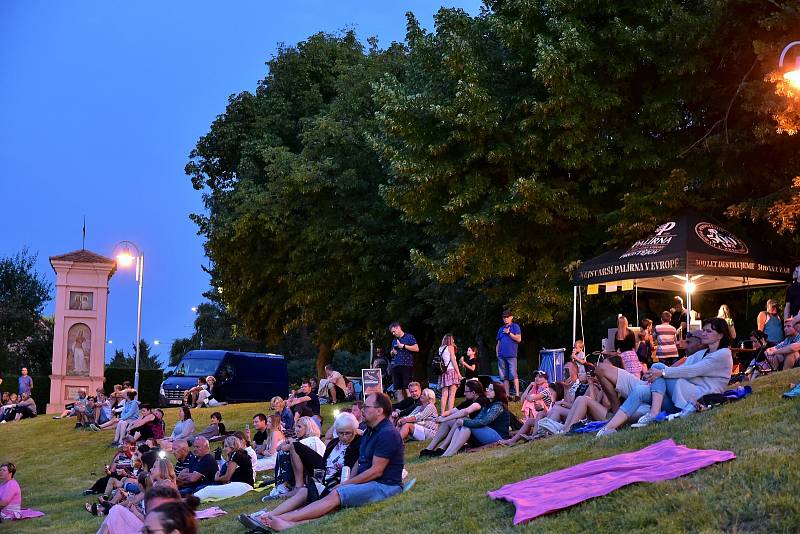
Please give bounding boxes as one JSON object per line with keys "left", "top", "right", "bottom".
{"left": 220, "top": 364, "right": 235, "bottom": 381}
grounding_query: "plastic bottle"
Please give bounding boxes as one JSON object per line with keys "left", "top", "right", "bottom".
{"left": 340, "top": 466, "right": 350, "bottom": 482}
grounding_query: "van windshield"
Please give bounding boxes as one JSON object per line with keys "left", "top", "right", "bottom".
{"left": 174, "top": 359, "right": 219, "bottom": 377}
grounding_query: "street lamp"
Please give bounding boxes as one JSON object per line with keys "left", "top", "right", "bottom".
{"left": 779, "top": 41, "right": 800, "bottom": 89}
{"left": 114, "top": 240, "right": 144, "bottom": 392}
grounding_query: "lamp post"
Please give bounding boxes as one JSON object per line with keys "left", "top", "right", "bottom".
{"left": 115, "top": 241, "right": 144, "bottom": 392}
{"left": 779, "top": 41, "right": 800, "bottom": 89}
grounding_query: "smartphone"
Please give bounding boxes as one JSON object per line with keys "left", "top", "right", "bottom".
{"left": 245, "top": 423, "right": 250, "bottom": 431}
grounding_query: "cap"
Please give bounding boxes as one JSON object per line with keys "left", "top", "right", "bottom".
{"left": 502, "top": 310, "right": 513, "bottom": 317}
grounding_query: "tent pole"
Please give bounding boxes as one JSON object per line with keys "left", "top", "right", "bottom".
{"left": 635, "top": 283, "right": 639, "bottom": 326}
{"left": 572, "top": 285, "right": 577, "bottom": 346}
{"left": 579, "top": 287, "right": 585, "bottom": 343}
{"left": 686, "top": 273, "right": 692, "bottom": 335}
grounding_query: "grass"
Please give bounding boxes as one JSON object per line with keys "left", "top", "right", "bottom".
{"left": 2, "top": 369, "right": 800, "bottom": 533}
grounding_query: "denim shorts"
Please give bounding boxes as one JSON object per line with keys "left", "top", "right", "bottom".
{"left": 469, "top": 425, "right": 502, "bottom": 446}
{"left": 497, "top": 357, "right": 518, "bottom": 381}
{"left": 336, "top": 481, "right": 402, "bottom": 508}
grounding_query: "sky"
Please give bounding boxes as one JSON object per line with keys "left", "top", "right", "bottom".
{"left": 0, "top": 1, "right": 483, "bottom": 366}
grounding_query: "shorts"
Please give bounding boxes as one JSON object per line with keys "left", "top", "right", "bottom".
{"left": 392, "top": 365, "right": 413, "bottom": 390}
{"left": 497, "top": 357, "right": 518, "bottom": 381}
{"left": 469, "top": 425, "right": 503, "bottom": 446}
{"left": 615, "top": 367, "right": 643, "bottom": 399}
{"left": 123, "top": 482, "right": 141, "bottom": 494}
{"left": 336, "top": 481, "right": 403, "bottom": 508}
{"left": 411, "top": 424, "right": 435, "bottom": 441}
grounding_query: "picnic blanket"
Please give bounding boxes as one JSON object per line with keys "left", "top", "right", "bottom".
{"left": 0, "top": 508, "right": 45, "bottom": 521}
{"left": 783, "top": 383, "right": 800, "bottom": 398}
{"left": 487, "top": 439, "right": 735, "bottom": 525}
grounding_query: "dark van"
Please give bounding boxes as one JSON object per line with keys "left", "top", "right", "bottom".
{"left": 159, "top": 350, "right": 288, "bottom": 406}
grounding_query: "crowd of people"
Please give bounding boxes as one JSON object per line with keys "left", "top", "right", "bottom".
{"left": 4, "top": 290, "right": 800, "bottom": 531}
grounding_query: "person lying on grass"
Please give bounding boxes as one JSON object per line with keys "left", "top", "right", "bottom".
{"left": 439, "top": 382, "right": 510, "bottom": 457}
{"left": 596, "top": 318, "right": 732, "bottom": 437}
{"left": 260, "top": 392, "right": 404, "bottom": 531}
{"left": 238, "top": 412, "right": 363, "bottom": 530}
{"left": 419, "top": 379, "right": 489, "bottom": 457}
{"left": 397, "top": 388, "right": 438, "bottom": 442}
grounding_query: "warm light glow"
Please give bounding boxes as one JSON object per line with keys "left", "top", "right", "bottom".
{"left": 785, "top": 69, "right": 800, "bottom": 89}
{"left": 116, "top": 252, "right": 135, "bottom": 267}
{"left": 684, "top": 281, "right": 696, "bottom": 294}
{"left": 332, "top": 409, "right": 340, "bottom": 418}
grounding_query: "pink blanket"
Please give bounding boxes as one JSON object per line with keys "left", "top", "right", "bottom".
{"left": 488, "top": 439, "right": 735, "bottom": 525}
{"left": 0, "top": 508, "right": 45, "bottom": 521}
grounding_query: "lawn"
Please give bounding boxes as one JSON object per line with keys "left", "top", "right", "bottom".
{"left": 2, "top": 369, "right": 800, "bottom": 533}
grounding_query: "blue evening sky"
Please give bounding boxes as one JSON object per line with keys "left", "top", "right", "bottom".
{"left": 0, "top": 1, "right": 482, "bottom": 365}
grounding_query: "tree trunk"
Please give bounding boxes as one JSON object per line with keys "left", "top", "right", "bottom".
{"left": 315, "top": 341, "right": 333, "bottom": 378}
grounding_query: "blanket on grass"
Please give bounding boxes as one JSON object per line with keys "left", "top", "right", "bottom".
{"left": 0, "top": 508, "right": 45, "bottom": 521}
{"left": 487, "top": 439, "right": 735, "bottom": 525}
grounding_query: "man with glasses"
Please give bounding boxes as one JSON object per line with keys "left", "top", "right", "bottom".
{"left": 262, "top": 392, "right": 404, "bottom": 531}
{"left": 177, "top": 437, "right": 218, "bottom": 496}
{"left": 764, "top": 317, "right": 800, "bottom": 371}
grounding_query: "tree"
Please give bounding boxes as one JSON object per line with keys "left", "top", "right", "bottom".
{"left": 106, "top": 340, "right": 163, "bottom": 370}
{"left": 0, "top": 249, "right": 53, "bottom": 372}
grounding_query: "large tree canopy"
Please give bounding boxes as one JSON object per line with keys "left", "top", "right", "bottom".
{"left": 189, "top": 2, "right": 800, "bottom": 375}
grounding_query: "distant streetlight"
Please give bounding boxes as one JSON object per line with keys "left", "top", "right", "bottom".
{"left": 107, "top": 340, "right": 113, "bottom": 344}
{"left": 779, "top": 41, "right": 800, "bottom": 89}
{"left": 114, "top": 240, "right": 144, "bottom": 392}
{"left": 191, "top": 307, "right": 198, "bottom": 313}
{"left": 153, "top": 340, "right": 160, "bottom": 345}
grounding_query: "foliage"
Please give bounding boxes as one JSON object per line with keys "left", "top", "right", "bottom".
{"left": 2, "top": 369, "right": 800, "bottom": 533}
{"left": 0, "top": 249, "right": 53, "bottom": 372}
{"left": 105, "top": 341, "right": 163, "bottom": 370}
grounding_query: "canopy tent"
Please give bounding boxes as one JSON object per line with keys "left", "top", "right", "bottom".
{"left": 570, "top": 212, "right": 792, "bottom": 344}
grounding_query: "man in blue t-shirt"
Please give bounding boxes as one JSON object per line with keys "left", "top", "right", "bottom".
{"left": 18, "top": 368, "right": 33, "bottom": 396}
{"left": 260, "top": 392, "right": 405, "bottom": 531}
{"left": 388, "top": 322, "right": 419, "bottom": 402}
{"left": 496, "top": 310, "right": 522, "bottom": 399}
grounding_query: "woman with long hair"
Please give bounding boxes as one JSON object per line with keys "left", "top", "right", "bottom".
{"left": 437, "top": 334, "right": 462, "bottom": 414}
{"left": 615, "top": 315, "right": 642, "bottom": 378}
{"left": 441, "top": 382, "right": 510, "bottom": 456}
{"left": 193, "top": 435, "right": 254, "bottom": 500}
{"left": 717, "top": 304, "right": 737, "bottom": 340}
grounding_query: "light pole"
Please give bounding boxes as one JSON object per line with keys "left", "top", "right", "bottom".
{"left": 115, "top": 240, "right": 144, "bottom": 392}
{"left": 779, "top": 41, "right": 800, "bottom": 89}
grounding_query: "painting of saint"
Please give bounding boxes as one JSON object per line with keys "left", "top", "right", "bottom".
{"left": 69, "top": 291, "right": 93, "bottom": 311}
{"left": 67, "top": 323, "right": 91, "bottom": 376}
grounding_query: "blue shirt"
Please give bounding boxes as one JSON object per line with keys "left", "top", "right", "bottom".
{"left": 280, "top": 406, "right": 294, "bottom": 433}
{"left": 496, "top": 322, "right": 521, "bottom": 359}
{"left": 18, "top": 375, "right": 33, "bottom": 395}
{"left": 391, "top": 333, "right": 417, "bottom": 367}
{"left": 358, "top": 417, "right": 404, "bottom": 486}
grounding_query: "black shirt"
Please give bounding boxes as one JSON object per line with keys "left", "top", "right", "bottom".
{"left": 190, "top": 453, "right": 218, "bottom": 483}
{"left": 457, "top": 396, "right": 490, "bottom": 418}
{"left": 463, "top": 356, "right": 479, "bottom": 379}
{"left": 614, "top": 329, "right": 636, "bottom": 352}
{"left": 228, "top": 449, "right": 254, "bottom": 485}
{"left": 787, "top": 283, "right": 800, "bottom": 317}
{"left": 253, "top": 430, "right": 268, "bottom": 446}
{"left": 392, "top": 396, "right": 421, "bottom": 418}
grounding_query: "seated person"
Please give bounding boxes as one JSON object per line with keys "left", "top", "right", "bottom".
{"left": 142, "top": 499, "right": 198, "bottom": 534}
{"left": 112, "top": 390, "right": 141, "bottom": 446}
{"left": 194, "top": 435, "right": 254, "bottom": 500}
{"left": 593, "top": 353, "right": 644, "bottom": 414}
{"left": 744, "top": 330, "right": 772, "bottom": 378}
{"left": 441, "top": 382, "right": 510, "bottom": 456}
{"left": 1, "top": 394, "right": 17, "bottom": 422}
{"left": 420, "top": 380, "right": 489, "bottom": 456}
{"left": 127, "top": 405, "right": 164, "bottom": 442}
{"left": 240, "top": 412, "right": 362, "bottom": 530}
{"left": 597, "top": 318, "right": 732, "bottom": 436}
{"left": 191, "top": 412, "right": 225, "bottom": 442}
{"left": 53, "top": 388, "right": 88, "bottom": 420}
{"left": 12, "top": 392, "right": 36, "bottom": 422}
{"left": 271, "top": 396, "right": 295, "bottom": 437}
{"left": 390, "top": 381, "right": 422, "bottom": 420}
{"left": 250, "top": 413, "right": 284, "bottom": 471}
{"left": 95, "top": 478, "right": 184, "bottom": 534}
{"left": 183, "top": 378, "right": 208, "bottom": 408}
{"left": 318, "top": 365, "right": 348, "bottom": 404}
{"left": 272, "top": 416, "right": 326, "bottom": 496}
{"left": 324, "top": 402, "right": 367, "bottom": 442}
{"left": 176, "top": 437, "right": 218, "bottom": 496}
{"left": 520, "top": 371, "right": 554, "bottom": 419}
{"left": 159, "top": 406, "right": 195, "bottom": 451}
{"left": 764, "top": 317, "right": 800, "bottom": 371}
{"left": 0, "top": 462, "right": 22, "bottom": 518}
{"left": 397, "top": 388, "right": 438, "bottom": 441}
{"left": 565, "top": 340, "right": 587, "bottom": 386}
{"left": 288, "top": 381, "right": 321, "bottom": 420}
{"left": 196, "top": 376, "right": 226, "bottom": 407}
{"left": 84, "top": 437, "right": 137, "bottom": 495}
{"left": 260, "top": 392, "right": 404, "bottom": 531}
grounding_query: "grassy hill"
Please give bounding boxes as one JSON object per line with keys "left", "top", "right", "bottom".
{"left": 1, "top": 369, "right": 799, "bottom": 533}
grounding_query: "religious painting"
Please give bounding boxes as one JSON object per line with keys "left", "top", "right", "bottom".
{"left": 69, "top": 291, "right": 94, "bottom": 311}
{"left": 66, "top": 323, "right": 91, "bottom": 376}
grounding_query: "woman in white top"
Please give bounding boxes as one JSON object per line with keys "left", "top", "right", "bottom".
{"left": 717, "top": 304, "right": 737, "bottom": 340}
{"left": 437, "top": 334, "right": 462, "bottom": 414}
{"left": 398, "top": 388, "right": 439, "bottom": 441}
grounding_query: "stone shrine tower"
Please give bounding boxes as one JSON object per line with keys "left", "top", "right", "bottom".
{"left": 46, "top": 249, "right": 116, "bottom": 414}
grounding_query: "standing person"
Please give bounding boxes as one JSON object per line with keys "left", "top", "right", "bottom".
{"left": 636, "top": 319, "right": 654, "bottom": 368}
{"left": 717, "top": 304, "right": 737, "bottom": 341}
{"left": 459, "top": 346, "right": 479, "bottom": 380}
{"left": 17, "top": 368, "right": 33, "bottom": 396}
{"left": 437, "top": 334, "right": 461, "bottom": 414}
{"left": 758, "top": 299, "right": 784, "bottom": 344}
{"left": 388, "top": 322, "right": 419, "bottom": 402}
{"left": 496, "top": 310, "right": 522, "bottom": 400}
{"left": 615, "top": 315, "right": 642, "bottom": 378}
{"left": 784, "top": 265, "right": 800, "bottom": 320}
{"left": 655, "top": 311, "right": 679, "bottom": 366}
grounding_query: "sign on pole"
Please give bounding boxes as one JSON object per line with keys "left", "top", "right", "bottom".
{"left": 361, "top": 368, "right": 383, "bottom": 398}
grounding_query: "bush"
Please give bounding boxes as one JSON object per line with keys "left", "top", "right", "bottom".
{"left": 103, "top": 368, "right": 164, "bottom": 405}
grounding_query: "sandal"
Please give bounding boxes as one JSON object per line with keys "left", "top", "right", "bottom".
{"left": 85, "top": 503, "right": 103, "bottom": 516}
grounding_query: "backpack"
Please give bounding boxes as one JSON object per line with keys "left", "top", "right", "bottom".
{"left": 431, "top": 346, "right": 449, "bottom": 375}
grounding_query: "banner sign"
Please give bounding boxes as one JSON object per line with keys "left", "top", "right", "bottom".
{"left": 361, "top": 368, "right": 383, "bottom": 397}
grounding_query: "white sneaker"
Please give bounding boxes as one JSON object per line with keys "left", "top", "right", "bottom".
{"left": 631, "top": 413, "right": 657, "bottom": 428}
{"left": 262, "top": 483, "right": 291, "bottom": 501}
{"left": 595, "top": 426, "right": 617, "bottom": 438}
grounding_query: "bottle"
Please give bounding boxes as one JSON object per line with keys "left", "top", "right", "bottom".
{"left": 340, "top": 466, "right": 350, "bottom": 482}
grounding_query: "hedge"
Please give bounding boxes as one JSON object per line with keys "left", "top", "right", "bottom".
{"left": 1, "top": 375, "right": 50, "bottom": 411}
{"left": 103, "top": 368, "right": 164, "bottom": 405}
